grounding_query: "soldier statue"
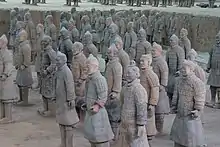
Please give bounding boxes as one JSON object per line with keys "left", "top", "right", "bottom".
{"left": 114, "top": 37, "right": 130, "bottom": 85}
{"left": 187, "top": 49, "right": 206, "bottom": 83}
{"left": 109, "top": 23, "right": 121, "bottom": 46}
{"left": 71, "top": 8, "right": 81, "bottom": 31}
{"left": 38, "top": 35, "right": 57, "bottom": 117}
{"left": 0, "top": 34, "right": 16, "bottom": 124}
{"left": 72, "top": 42, "right": 88, "bottom": 122}
{"left": 146, "top": 10, "right": 156, "bottom": 43}
{"left": 168, "top": 12, "right": 178, "bottom": 38}
{"left": 166, "top": 34, "right": 184, "bottom": 104}
{"left": 153, "top": 13, "right": 164, "bottom": 45}
{"left": 9, "top": 10, "right": 18, "bottom": 50}
{"left": 103, "top": 17, "right": 113, "bottom": 59}
{"left": 24, "top": 12, "right": 37, "bottom": 62}
{"left": 15, "top": 30, "right": 33, "bottom": 106}
{"left": 105, "top": 44, "right": 122, "bottom": 144}
{"left": 151, "top": 42, "right": 170, "bottom": 134}
{"left": 68, "top": 19, "right": 80, "bottom": 43}
{"left": 118, "top": 61, "right": 149, "bottom": 147}
{"left": 114, "top": 12, "right": 126, "bottom": 38}
{"left": 55, "top": 51, "right": 79, "bottom": 147}
{"left": 170, "top": 60, "right": 206, "bottom": 147}
{"left": 139, "top": 54, "right": 160, "bottom": 147}
{"left": 59, "top": 27, "right": 73, "bottom": 70}
{"left": 123, "top": 22, "right": 137, "bottom": 60}
{"left": 34, "top": 24, "right": 44, "bottom": 89}
{"left": 60, "top": 12, "right": 69, "bottom": 30}
{"left": 84, "top": 55, "right": 114, "bottom": 147}
{"left": 179, "top": 28, "right": 191, "bottom": 58}
{"left": 135, "top": 28, "right": 152, "bottom": 68}
{"left": 206, "top": 31, "right": 220, "bottom": 108}
{"left": 83, "top": 31, "right": 98, "bottom": 58}
{"left": 80, "top": 15, "right": 92, "bottom": 41}
{"left": 45, "top": 15, "right": 57, "bottom": 51}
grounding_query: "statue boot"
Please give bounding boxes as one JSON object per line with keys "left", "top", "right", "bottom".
{"left": 155, "top": 114, "right": 165, "bottom": 135}
{"left": 38, "top": 97, "right": 54, "bottom": 117}
{"left": 33, "top": 72, "right": 41, "bottom": 89}
{"left": 148, "top": 139, "right": 153, "bottom": 147}
{"left": 17, "top": 87, "right": 33, "bottom": 106}
{"left": 0, "top": 101, "right": 14, "bottom": 124}
{"left": 206, "top": 86, "right": 217, "bottom": 108}
{"left": 59, "top": 125, "right": 74, "bottom": 147}
{"left": 110, "top": 124, "right": 119, "bottom": 145}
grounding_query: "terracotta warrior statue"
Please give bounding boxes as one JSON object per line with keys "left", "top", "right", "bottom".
{"left": 206, "top": 31, "right": 220, "bottom": 108}
{"left": 103, "top": 17, "right": 113, "bottom": 59}
{"left": 34, "top": 24, "right": 44, "bottom": 89}
{"left": 135, "top": 28, "right": 152, "bottom": 68}
{"left": 170, "top": 60, "right": 206, "bottom": 147}
{"left": 83, "top": 31, "right": 98, "bottom": 58}
{"left": 114, "top": 12, "right": 126, "bottom": 38}
{"left": 59, "top": 27, "right": 73, "bottom": 70}
{"left": 168, "top": 12, "right": 178, "bottom": 38}
{"left": 84, "top": 55, "right": 114, "bottom": 147}
{"left": 146, "top": 10, "right": 156, "bottom": 43}
{"left": 179, "top": 28, "right": 191, "bottom": 58}
{"left": 55, "top": 51, "right": 79, "bottom": 147}
{"left": 24, "top": 12, "right": 37, "bottom": 62}
{"left": 38, "top": 35, "right": 57, "bottom": 117}
{"left": 114, "top": 37, "right": 130, "bottom": 85}
{"left": 68, "top": 19, "right": 80, "bottom": 43}
{"left": 118, "top": 61, "right": 149, "bottom": 147}
{"left": 80, "top": 15, "right": 92, "bottom": 41}
{"left": 123, "top": 22, "right": 137, "bottom": 60}
{"left": 187, "top": 49, "right": 206, "bottom": 83}
{"left": 109, "top": 23, "right": 121, "bottom": 46}
{"left": 15, "top": 30, "right": 33, "bottom": 106}
{"left": 9, "top": 10, "right": 17, "bottom": 50}
{"left": 140, "top": 54, "right": 159, "bottom": 147}
{"left": 72, "top": 42, "right": 88, "bottom": 122}
{"left": 0, "top": 35, "right": 16, "bottom": 124}
{"left": 151, "top": 42, "right": 170, "bottom": 134}
{"left": 70, "top": 7, "right": 81, "bottom": 31}
{"left": 166, "top": 34, "right": 184, "bottom": 104}
{"left": 45, "top": 15, "right": 57, "bottom": 51}
{"left": 153, "top": 13, "right": 164, "bottom": 45}
{"left": 105, "top": 44, "right": 122, "bottom": 144}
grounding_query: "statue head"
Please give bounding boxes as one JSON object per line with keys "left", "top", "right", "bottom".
{"left": 81, "top": 15, "right": 90, "bottom": 24}
{"left": 36, "top": 23, "right": 44, "bottom": 34}
{"left": 114, "top": 36, "right": 123, "bottom": 50}
{"left": 71, "top": 7, "right": 76, "bottom": 14}
{"left": 170, "top": 34, "right": 179, "bottom": 48}
{"left": 187, "top": 49, "right": 197, "bottom": 61}
{"left": 59, "top": 27, "right": 69, "bottom": 40}
{"left": 68, "top": 18, "right": 76, "bottom": 30}
{"left": 216, "top": 31, "right": 220, "bottom": 45}
{"left": 137, "top": 28, "right": 146, "bottom": 41}
{"left": 72, "top": 42, "right": 83, "bottom": 56}
{"left": 181, "top": 60, "right": 195, "bottom": 77}
{"left": 16, "top": 21, "right": 25, "bottom": 31}
{"left": 180, "top": 28, "right": 188, "bottom": 39}
{"left": 13, "top": 7, "right": 19, "bottom": 13}
{"left": 106, "top": 17, "right": 113, "bottom": 27}
{"left": 56, "top": 51, "right": 67, "bottom": 69}
{"left": 110, "top": 9, "right": 115, "bottom": 15}
{"left": 41, "top": 35, "right": 52, "bottom": 49}
{"left": 0, "top": 34, "right": 8, "bottom": 50}
{"left": 107, "top": 44, "right": 118, "bottom": 60}
{"left": 91, "top": 8, "right": 96, "bottom": 13}
{"left": 86, "top": 54, "right": 99, "bottom": 75}
{"left": 60, "top": 12, "right": 67, "bottom": 21}
{"left": 18, "top": 30, "right": 28, "bottom": 43}
{"left": 10, "top": 10, "right": 17, "bottom": 18}
{"left": 152, "top": 42, "right": 162, "bottom": 58}
{"left": 127, "top": 22, "right": 134, "bottom": 32}
{"left": 109, "top": 23, "right": 118, "bottom": 36}
{"left": 140, "top": 54, "right": 152, "bottom": 70}
{"left": 96, "top": 10, "right": 101, "bottom": 17}
{"left": 46, "top": 15, "right": 53, "bottom": 25}
{"left": 125, "top": 60, "right": 140, "bottom": 83}
{"left": 83, "top": 31, "right": 93, "bottom": 43}
{"left": 24, "top": 12, "right": 32, "bottom": 22}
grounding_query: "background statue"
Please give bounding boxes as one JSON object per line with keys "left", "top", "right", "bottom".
{"left": 45, "top": 15, "right": 57, "bottom": 51}
{"left": 179, "top": 28, "right": 191, "bottom": 58}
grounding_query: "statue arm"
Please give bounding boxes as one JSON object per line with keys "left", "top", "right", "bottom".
{"left": 159, "top": 61, "right": 169, "bottom": 87}
{"left": 46, "top": 50, "right": 57, "bottom": 73}
{"left": 80, "top": 59, "right": 88, "bottom": 80}
{"left": 112, "top": 63, "right": 123, "bottom": 93}
{"left": 134, "top": 86, "right": 148, "bottom": 125}
{"left": 64, "top": 70, "right": 76, "bottom": 101}
{"left": 131, "top": 33, "right": 137, "bottom": 48}
{"left": 94, "top": 77, "right": 108, "bottom": 107}
{"left": 171, "top": 79, "right": 179, "bottom": 108}
{"left": 147, "top": 73, "right": 160, "bottom": 106}
{"left": 65, "top": 41, "right": 73, "bottom": 66}
{"left": 22, "top": 45, "right": 32, "bottom": 67}
{"left": 193, "top": 79, "right": 206, "bottom": 111}
{"left": 2, "top": 51, "right": 13, "bottom": 77}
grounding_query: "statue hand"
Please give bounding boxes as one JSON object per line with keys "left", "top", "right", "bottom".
{"left": 0, "top": 74, "right": 7, "bottom": 81}
{"left": 90, "top": 104, "right": 100, "bottom": 114}
{"left": 20, "top": 65, "right": 26, "bottom": 70}
{"left": 67, "top": 100, "right": 75, "bottom": 109}
{"left": 191, "top": 110, "right": 200, "bottom": 119}
{"left": 109, "top": 92, "right": 118, "bottom": 99}
{"left": 148, "top": 105, "right": 155, "bottom": 118}
{"left": 206, "top": 68, "right": 210, "bottom": 73}
{"left": 137, "top": 125, "right": 145, "bottom": 137}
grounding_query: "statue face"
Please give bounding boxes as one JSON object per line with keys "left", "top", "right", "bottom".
{"left": 152, "top": 48, "right": 160, "bottom": 58}
{"left": 170, "top": 37, "right": 177, "bottom": 47}
{"left": 127, "top": 23, "right": 133, "bottom": 31}
{"left": 187, "top": 54, "right": 195, "bottom": 61}
{"left": 181, "top": 64, "right": 191, "bottom": 77}
{"left": 180, "top": 30, "right": 186, "bottom": 39}
{"left": 140, "top": 58, "right": 149, "bottom": 69}
{"left": 86, "top": 61, "right": 98, "bottom": 75}
{"left": 125, "top": 67, "right": 138, "bottom": 83}
{"left": 56, "top": 56, "right": 65, "bottom": 69}
{"left": 109, "top": 26, "right": 116, "bottom": 35}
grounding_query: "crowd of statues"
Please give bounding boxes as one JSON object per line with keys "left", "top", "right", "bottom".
{"left": 0, "top": 6, "right": 220, "bottom": 147}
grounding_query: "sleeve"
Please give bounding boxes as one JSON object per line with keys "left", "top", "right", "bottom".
{"left": 112, "top": 63, "right": 123, "bottom": 93}
{"left": 2, "top": 51, "right": 13, "bottom": 77}
{"left": 172, "top": 79, "right": 179, "bottom": 108}
{"left": 185, "top": 40, "right": 191, "bottom": 57}
{"left": 147, "top": 72, "right": 160, "bottom": 105}
{"left": 134, "top": 86, "right": 148, "bottom": 125}
{"left": 159, "top": 60, "right": 169, "bottom": 87}
{"left": 64, "top": 70, "right": 76, "bottom": 101}
{"left": 131, "top": 32, "right": 137, "bottom": 48}
{"left": 207, "top": 48, "right": 213, "bottom": 69}
{"left": 79, "top": 59, "right": 88, "bottom": 80}
{"left": 177, "top": 48, "right": 185, "bottom": 71}
{"left": 46, "top": 50, "right": 57, "bottom": 73}
{"left": 94, "top": 76, "right": 108, "bottom": 107}
{"left": 193, "top": 79, "right": 206, "bottom": 111}
{"left": 22, "top": 45, "right": 32, "bottom": 67}
{"left": 65, "top": 41, "right": 73, "bottom": 65}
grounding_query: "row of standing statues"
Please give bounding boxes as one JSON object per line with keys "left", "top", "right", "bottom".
{"left": 0, "top": 6, "right": 219, "bottom": 147}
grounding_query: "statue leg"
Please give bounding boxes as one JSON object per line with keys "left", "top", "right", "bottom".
{"left": 59, "top": 125, "right": 65, "bottom": 147}
{"left": 206, "top": 86, "right": 217, "bottom": 107}
{"left": 0, "top": 101, "right": 5, "bottom": 119}
{"left": 38, "top": 96, "right": 50, "bottom": 116}
{"left": 155, "top": 114, "right": 165, "bottom": 134}
{"left": 65, "top": 126, "right": 74, "bottom": 147}
{"left": 148, "top": 138, "right": 153, "bottom": 147}
{"left": 90, "top": 142, "right": 110, "bottom": 147}
{"left": 111, "top": 122, "right": 120, "bottom": 142}
{"left": 0, "top": 101, "right": 13, "bottom": 124}
{"left": 17, "top": 87, "right": 33, "bottom": 106}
